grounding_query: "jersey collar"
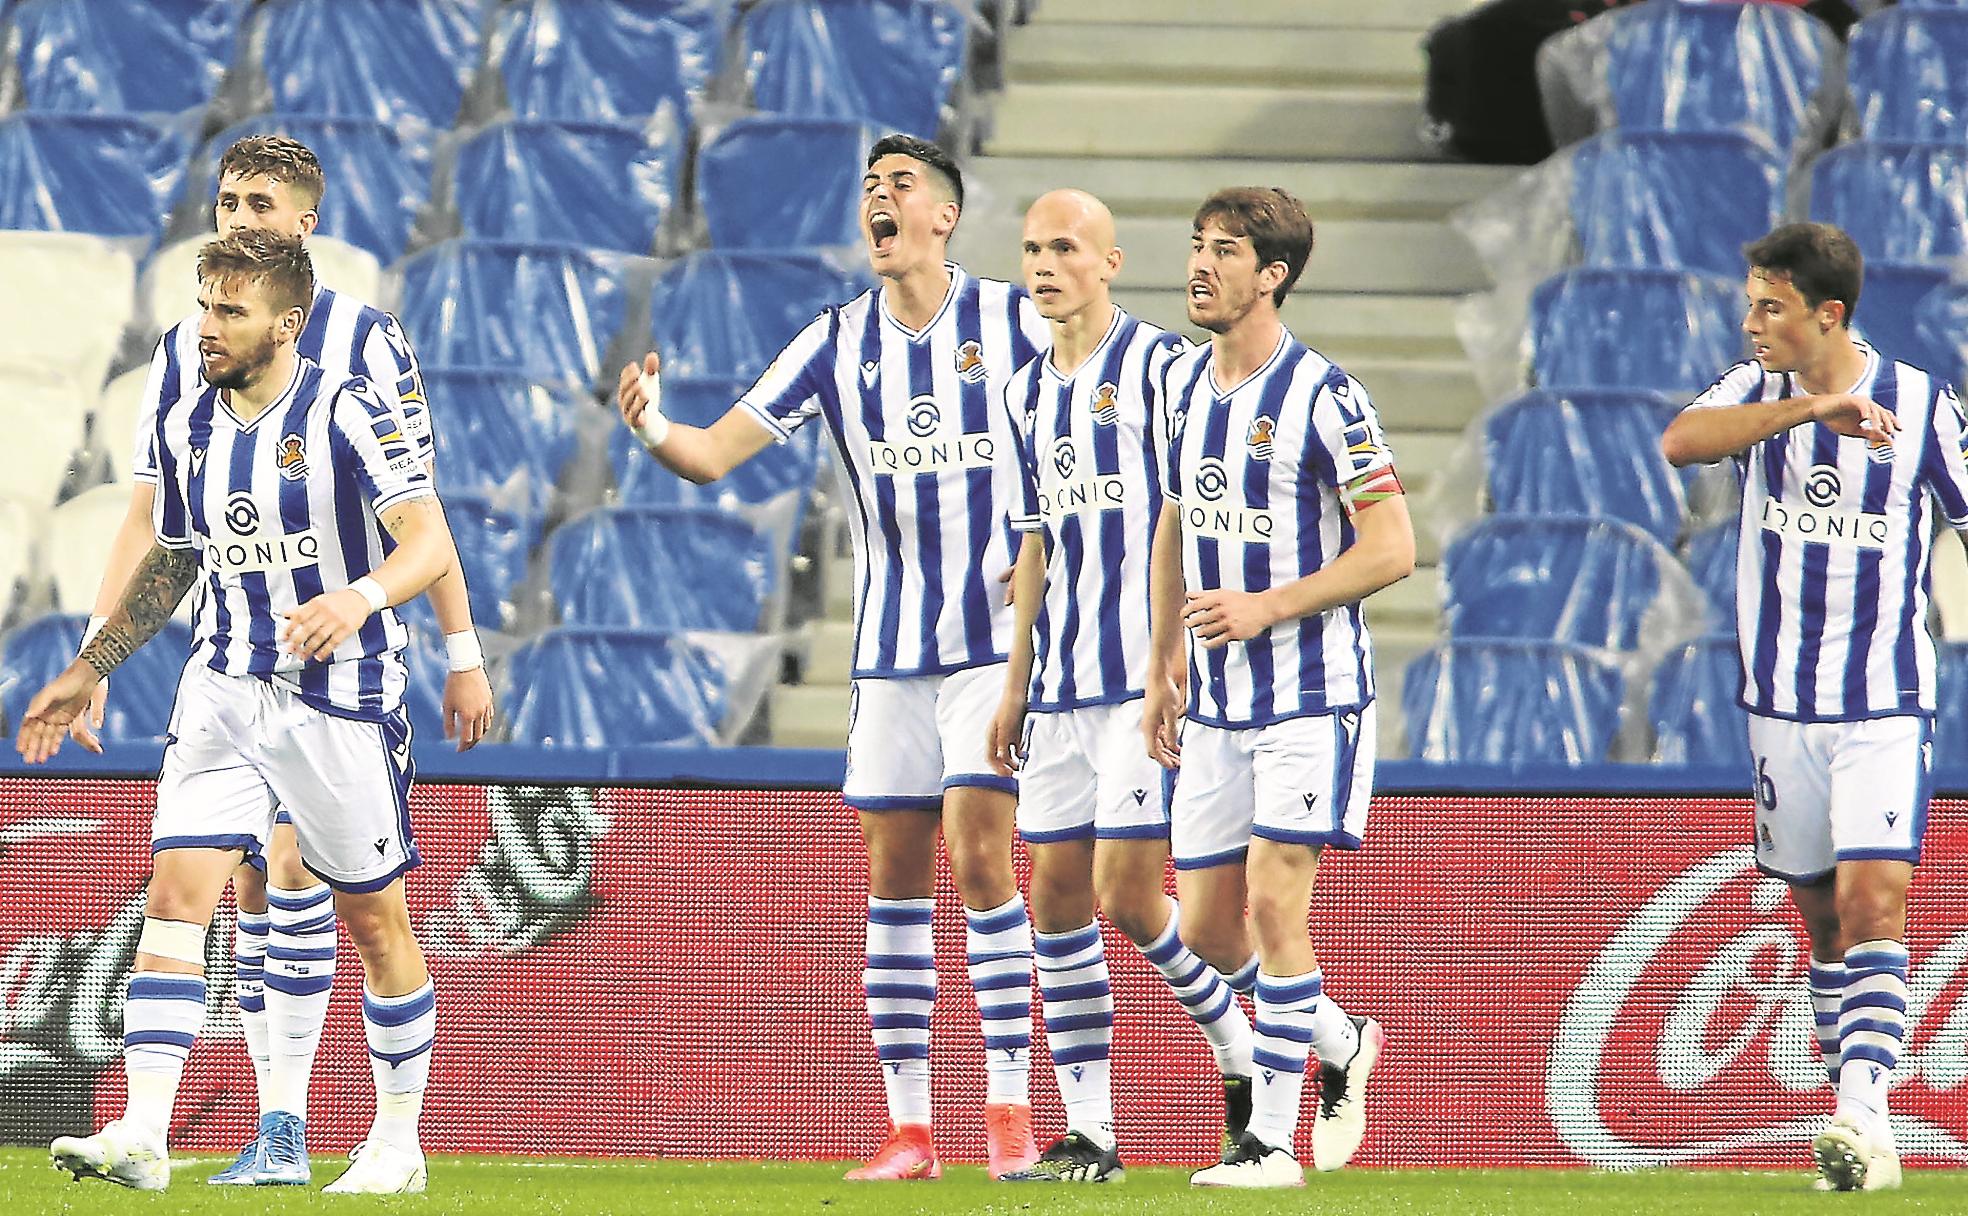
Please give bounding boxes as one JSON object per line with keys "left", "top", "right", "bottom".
{"left": 879, "top": 261, "right": 965, "bottom": 343}
{"left": 1042, "top": 304, "right": 1124, "bottom": 384}
{"left": 1205, "top": 325, "right": 1291, "bottom": 400}
{"left": 216, "top": 354, "right": 306, "bottom": 432}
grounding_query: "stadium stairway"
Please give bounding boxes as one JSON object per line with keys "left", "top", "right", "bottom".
{"left": 773, "top": 0, "right": 1506, "bottom": 756}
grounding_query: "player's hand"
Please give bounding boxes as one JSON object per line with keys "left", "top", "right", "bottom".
{"left": 65, "top": 677, "right": 108, "bottom": 755}
{"left": 987, "top": 690, "right": 1028, "bottom": 776}
{"left": 1182, "top": 589, "right": 1278, "bottom": 649}
{"left": 1141, "top": 670, "right": 1184, "bottom": 770}
{"left": 442, "top": 666, "right": 495, "bottom": 751}
{"left": 281, "top": 588, "right": 373, "bottom": 661}
{"left": 15, "top": 661, "right": 102, "bottom": 764}
{"left": 1812, "top": 393, "right": 1900, "bottom": 446}
{"left": 997, "top": 565, "right": 1015, "bottom": 607}
{"left": 617, "top": 351, "right": 661, "bottom": 428}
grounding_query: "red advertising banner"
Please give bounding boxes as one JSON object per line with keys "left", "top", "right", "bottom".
{"left": 3, "top": 779, "right": 1965, "bottom": 1169}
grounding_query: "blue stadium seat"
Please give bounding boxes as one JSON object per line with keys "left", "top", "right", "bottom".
{"left": 742, "top": 0, "right": 966, "bottom": 136}
{"left": 611, "top": 375, "right": 819, "bottom": 507}
{"left": 1569, "top": 129, "right": 1784, "bottom": 279}
{"left": 1649, "top": 634, "right": 1749, "bottom": 766}
{"left": 395, "top": 240, "right": 640, "bottom": 387}
{"left": 1682, "top": 520, "right": 1739, "bottom": 633}
{"left": 448, "top": 120, "right": 678, "bottom": 254}
{"left": 1854, "top": 263, "right": 1948, "bottom": 369}
{"left": 488, "top": 0, "right": 704, "bottom": 124}
{"left": 1401, "top": 640, "right": 1626, "bottom": 766}
{"left": 198, "top": 116, "right": 432, "bottom": 264}
{"left": 1938, "top": 641, "right": 1968, "bottom": 766}
{"left": 437, "top": 493, "right": 540, "bottom": 633}
{"left": 0, "top": 113, "right": 193, "bottom": 244}
{"left": 0, "top": 614, "right": 192, "bottom": 741}
{"left": 396, "top": 620, "right": 452, "bottom": 745}
{"left": 1811, "top": 141, "right": 1968, "bottom": 267}
{"left": 1, "top": 0, "right": 245, "bottom": 114}
{"left": 248, "top": 0, "right": 486, "bottom": 131}
{"left": 500, "top": 626, "right": 731, "bottom": 747}
{"left": 549, "top": 506, "right": 776, "bottom": 632}
{"left": 697, "top": 116, "right": 876, "bottom": 251}
{"left": 1847, "top": 7, "right": 1968, "bottom": 143}
{"left": 1481, "top": 389, "right": 1689, "bottom": 544}
{"left": 1916, "top": 277, "right": 1968, "bottom": 389}
{"left": 1441, "top": 515, "right": 1688, "bottom": 651}
{"left": 423, "top": 368, "right": 583, "bottom": 515}
{"left": 1529, "top": 268, "right": 1742, "bottom": 393}
{"left": 648, "top": 250, "right": 867, "bottom": 379}
{"left": 1605, "top": 0, "right": 1836, "bottom": 155}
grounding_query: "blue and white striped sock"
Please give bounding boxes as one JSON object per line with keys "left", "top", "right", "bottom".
{"left": 265, "top": 884, "right": 336, "bottom": 1120}
{"left": 1837, "top": 940, "right": 1908, "bottom": 1132}
{"left": 1809, "top": 958, "right": 1849, "bottom": 1089}
{"left": 1035, "top": 922, "right": 1114, "bottom": 1147}
{"left": 1249, "top": 971, "right": 1323, "bottom": 1153}
{"left": 233, "top": 909, "right": 270, "bottom": 1110}
{"left": 123, "top": 971, "right": 207, "bottom": 1142}
{"left": 1226, "top": 956, "right": 1259, "bottom": 997}
{"left": 967, "top": 896, "right": 1033, "bottom": 1106}
{"left": 1139, "top": 899, "right": 1252, "bottom": 1077}
{"left": 362, "top": 981, "right": 436, "bottom": 1151}
{"left": 865, "top": 896, "right": 935, "bottom": 1127}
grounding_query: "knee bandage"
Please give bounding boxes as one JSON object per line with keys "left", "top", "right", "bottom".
{"left": 137, "top": 917, "right": 209, "bottom": 966}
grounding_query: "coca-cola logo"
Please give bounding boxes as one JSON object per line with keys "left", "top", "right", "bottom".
{"left": 421, "top": 786, "right": 609, "bottom": 957}
{"left": 1548, "top": 847, "right": 1968, "bottom": 1166}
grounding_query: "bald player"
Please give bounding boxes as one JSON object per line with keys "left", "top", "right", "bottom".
{"left": 989, "top": 191, "right": 1255, "bottom": 1182}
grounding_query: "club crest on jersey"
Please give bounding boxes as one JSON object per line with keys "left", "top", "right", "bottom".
{"left": 1091, "top": 382, "right": 1120, "bottom": 426}
{"left": 1866, "top": 433, "right": 1896, "bottom": 465}
{"left": 954, "top": 340, "right": 987, "bottom": 384}
{"left": 276, "top": 434, "right": 309, "bottom": 481}
{"left": 1247, "top": 415, "right": 1276, "bottom": 461}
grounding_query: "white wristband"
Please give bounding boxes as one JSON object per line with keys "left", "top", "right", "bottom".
{"left": 444, "top": 629, "right": 484, "bottom": 673}
{"left": 349, "top": 576, "right": 389, "bottom": 614}
{"left": 632, "top": 370, "right": 671, "bottom": 449}
{"left": 80, "top": 615, "right": 109, "bottom": 654}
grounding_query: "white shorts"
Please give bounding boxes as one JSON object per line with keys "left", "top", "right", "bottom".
{"left": 1170, "top": 706, "right": 1375, "bottom": 870}
{"left": 1015, "top": 700, "right": 1171, "bottom": 845}
{"left": 154, "top": 662, "right": 419, "bottom": 892}
{"left": 842, "top": 663, "right": 1015, "bottom": 809}
{"left": 1746, "top": 712, "right": 1933, "bottom": 882}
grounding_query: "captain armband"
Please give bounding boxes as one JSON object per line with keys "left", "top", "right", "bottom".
{"left": 1339, "top": 465, "right": 1404, "bottom": 518}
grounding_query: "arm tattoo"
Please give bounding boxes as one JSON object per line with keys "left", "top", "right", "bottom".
{"left": 379, "top": 497, "right": 436, "bottom": 541}
{"left": 81, "top": 545, "right": 199, "bottom": 679}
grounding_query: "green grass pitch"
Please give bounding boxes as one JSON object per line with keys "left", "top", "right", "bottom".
{"left": 3, "top": 1149, "right": 1964, "bottom": 1213}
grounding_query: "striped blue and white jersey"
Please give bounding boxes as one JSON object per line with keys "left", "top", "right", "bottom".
{"left": 151, "top": 357, "right": 435, "bottom": 722}
{"left": 134, "top": 285, "right": 431, "bottom": 481}
{"left": 1685, "top": 343, "right": 1968, "bottom": 721}
{"left": 1005, "top": 308, "right": 1186, "bottom": 711}
{"left": 740, "top": 263, "right": 1049, "bottom": 678}
{"left": 1160, "top": 329, "right": 1397, "bottom": 729}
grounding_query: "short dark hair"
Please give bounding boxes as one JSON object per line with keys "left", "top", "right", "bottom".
{"left": 1193, "top": 188, "right": 1315, "bottom": 307}
{"left": 1743, "top": 222, "right": 1863, "bottom": 326}
{"left": 217, "top": 135, "right": 325, "bottom": 209}
{"left": 866, "top": 133, "right": 963, "bottom": 210}
{"left": 197, "top": 229, "right": 315, "bottom": 322}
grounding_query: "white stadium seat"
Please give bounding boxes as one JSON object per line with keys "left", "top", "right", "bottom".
{"left": 46, "top": 482, "right": 131, "bottom": 614}
{"left": 0, "top": 495, "right": 39, "bottom": 624}
{"left": 0, "top": 363, "right": 90, "bottom": 508}
{"left": 93, "top": 366, "right": 153, "bottom": 485}
{"left": 142, "top": 232, "right": 384, "bottom": 333}
{"left": 0, "top": 231, "right": 136, "bottom": 397}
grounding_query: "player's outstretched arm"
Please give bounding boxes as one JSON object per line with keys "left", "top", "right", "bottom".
{"left": 1662, "top": 392, "right": 1898, "bottom": 467}
{"left": 1142, "top": 503, "right": 1186, "bottom": 769}
{"left": 281, "top": 498, "right": 458, "bottom": 662}
{"left": 1184, "top": 494, "right": 1416, "bottom": 651}
{"left": 416, "top": 489, "right": 494, "bottom": 751}
{"left": 17, "top": 543, "right": 200, "bottom": 764}
{"left": 987, "top": 532, "right": 1046, "bottom": 776}
{"left": 64, "top": 481, "right": 161, "bottom": 754}
{"left": 617, "top": 352, "right": 775, "bottom": 485}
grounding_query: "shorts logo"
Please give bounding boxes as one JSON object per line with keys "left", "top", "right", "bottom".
{"left": 1303, "top": 792, "right": 1319, "bottom": 813}
{"left": 1052, "top": 438, "right": 1078, "bottom": 479}
{"left": 224, "top": 493, "right": 261, "bottom": 536}
{"left": 276, "top": 434, "right": 309, "bottom": 481}
{"left": 1091, "top": 382, "right": 1120, "bottom": 427}
{"left": 1246, "top": 416, "right": 1276, "bottom": 461}
{"left": 1131, "top": 789, "right": 1147, "bottom": 806}
{"left": 906, "top": 397, "right": 941, "bottom": 437}
{"left": 1803, "top": 464, "right": 1842, "bottom": 507}
{"left": 954, "top": 340, "right": 987, "bottom": 384}
{"left": 1195, "top": 458, "right": 1229, "bottom": 502}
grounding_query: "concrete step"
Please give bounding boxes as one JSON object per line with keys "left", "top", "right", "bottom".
{"left": 770, "top": 682, "right": 850, "bottom": 749}
{"left": 1109, "top": 289, "right": 1466, "bottom": 360}
{"left": 1368, "top": 624, "right": 1438, "bottom": 760}
{"left": 1368, "top": 562, "right": 1442, "bottom": 626}
{"left": 1339, "top": 357, "right": 1486, "bottom": 433}
{"left": 966, "top": 155, "right": 1518, "bottom": 222}
{"left": 1384, "top": 429, "right": 1463, "bottom": 493}
{"left": 1027, "top": 0, "right": 1472, "bottom": 31}
{"left": 987, "top": 83, "right": 1436, "bottom": 162}
{"left": 1007, "top": 24, "right": 1427, "bottom": 89}
{"left": 953, "top": 214, "right": 1485, "bottom": 295}
{"left": 802, "top": 619, "right": 855, "bottom": 685}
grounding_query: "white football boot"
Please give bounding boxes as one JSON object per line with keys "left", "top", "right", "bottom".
{"left": 50, "top": 1119, "right": 170, "bottom": 1191}
{"left": 1191, "top": 1133, "right": 1305, "bottom": 1188}
{"left": 1812, "top": 1116, "right": 1902, "bottom": 1192}
{"left": 1312, "top": 1016, "right": 1386, "bottom": 1171}
{"left": 325, "top": 1140, "right": 428, "bottom": 1195}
